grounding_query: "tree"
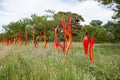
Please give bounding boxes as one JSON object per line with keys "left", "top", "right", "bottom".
{"left": 104, "top": 21, "right": 120, "bottom": 42}
{"left": 90, "top": 20, "right": 103, "bottom": 26}
{"left": 53, "top": 11, "right": 84, "bottom": 41}
{"left": 79, "top": 0, "right": 120, "bottom": 21}
{"left": 54, "top": 11, "right": 84, "bottom": 24}
{"left": 95, "top": 0, "right": 120, "bottom": 20}
{"left": 83, "top": 25, "right": 108, "bottom": 43}
{"left": 1, "top": 14, "right": 56, "bottom": 42}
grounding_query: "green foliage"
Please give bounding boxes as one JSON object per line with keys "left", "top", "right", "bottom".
{"left": 104, "top": 21, "right": 120, "bottom": 42}
{"left": 96, "top": 27, "right": 108, "bottom": 43}
{"left": 78, "top": 0, "right": 120, "bottom": 43}
{"left": 0, "top": 33, "right": 7, "bottom": 41}
{"left": 53, "top": 11, "right": 84, "bottom": 42}
{"left": 0, "top": 11, "right": 85, "bottom": 42}
{"left": 112, "top": 25, "right": 120, "bottom": 42}
{"left": 1, "top": 14, "right": 56, "bottom": 42}
{"left": 0, "top": 11, "right": 119, "bottom": 43}
{"left": 96, "top": 0, "right": 120, "bottom": 21}
{"left": 95, "top": 0, "right": 120, "bottom": 20}
{"left": 53, "top": 11, "right": 84, "bottom": 23}
{"left": 90, "top": 20, "right": 103, "bottom": 26}
{"left": 79, "top": 0, "right": 120, "bottom": 20}
{"left": 83, "top": 25, "right": 108, "bottom": 43}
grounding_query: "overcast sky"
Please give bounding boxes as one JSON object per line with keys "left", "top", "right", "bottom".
{"left": 0, "top": 0, "right": 114, "bottom": 33}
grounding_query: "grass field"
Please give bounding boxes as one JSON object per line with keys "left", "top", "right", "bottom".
{"left": 0, "top": 43, "right": 120, "bottom": 80}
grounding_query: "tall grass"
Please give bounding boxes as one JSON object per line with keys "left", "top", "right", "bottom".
{"left": 0, "top": 43, "right": 120, "bottom": 80}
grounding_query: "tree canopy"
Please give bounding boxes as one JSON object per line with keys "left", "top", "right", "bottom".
{"left": 79, "top": 0, "right": 120, "bottom": 21}
{"left": 90, "top": 20, "right": 103, "bottom": 26}
{"left": 0, "top": 11, "right": 85, "bottom": 42}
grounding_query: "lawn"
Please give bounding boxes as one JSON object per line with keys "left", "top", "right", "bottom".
{"left": 0, "top": 42, "right": 120, "bottom": 80}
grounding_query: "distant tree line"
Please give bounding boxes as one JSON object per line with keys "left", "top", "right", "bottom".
{"left": 0, "top": 11, "right": 120, "bottom": 43}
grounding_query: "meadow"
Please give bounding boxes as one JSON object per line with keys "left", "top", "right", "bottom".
{"left": 0, "top": 43, "right": 120, "bottom": 80}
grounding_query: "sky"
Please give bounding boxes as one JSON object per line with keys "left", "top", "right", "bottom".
{"left": 0, "top": 0, "right": 114, "bottom": 33}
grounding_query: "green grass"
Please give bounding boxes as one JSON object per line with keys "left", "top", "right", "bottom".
{"left": 0, "top": 43, "right": 120, "bottom": 80}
